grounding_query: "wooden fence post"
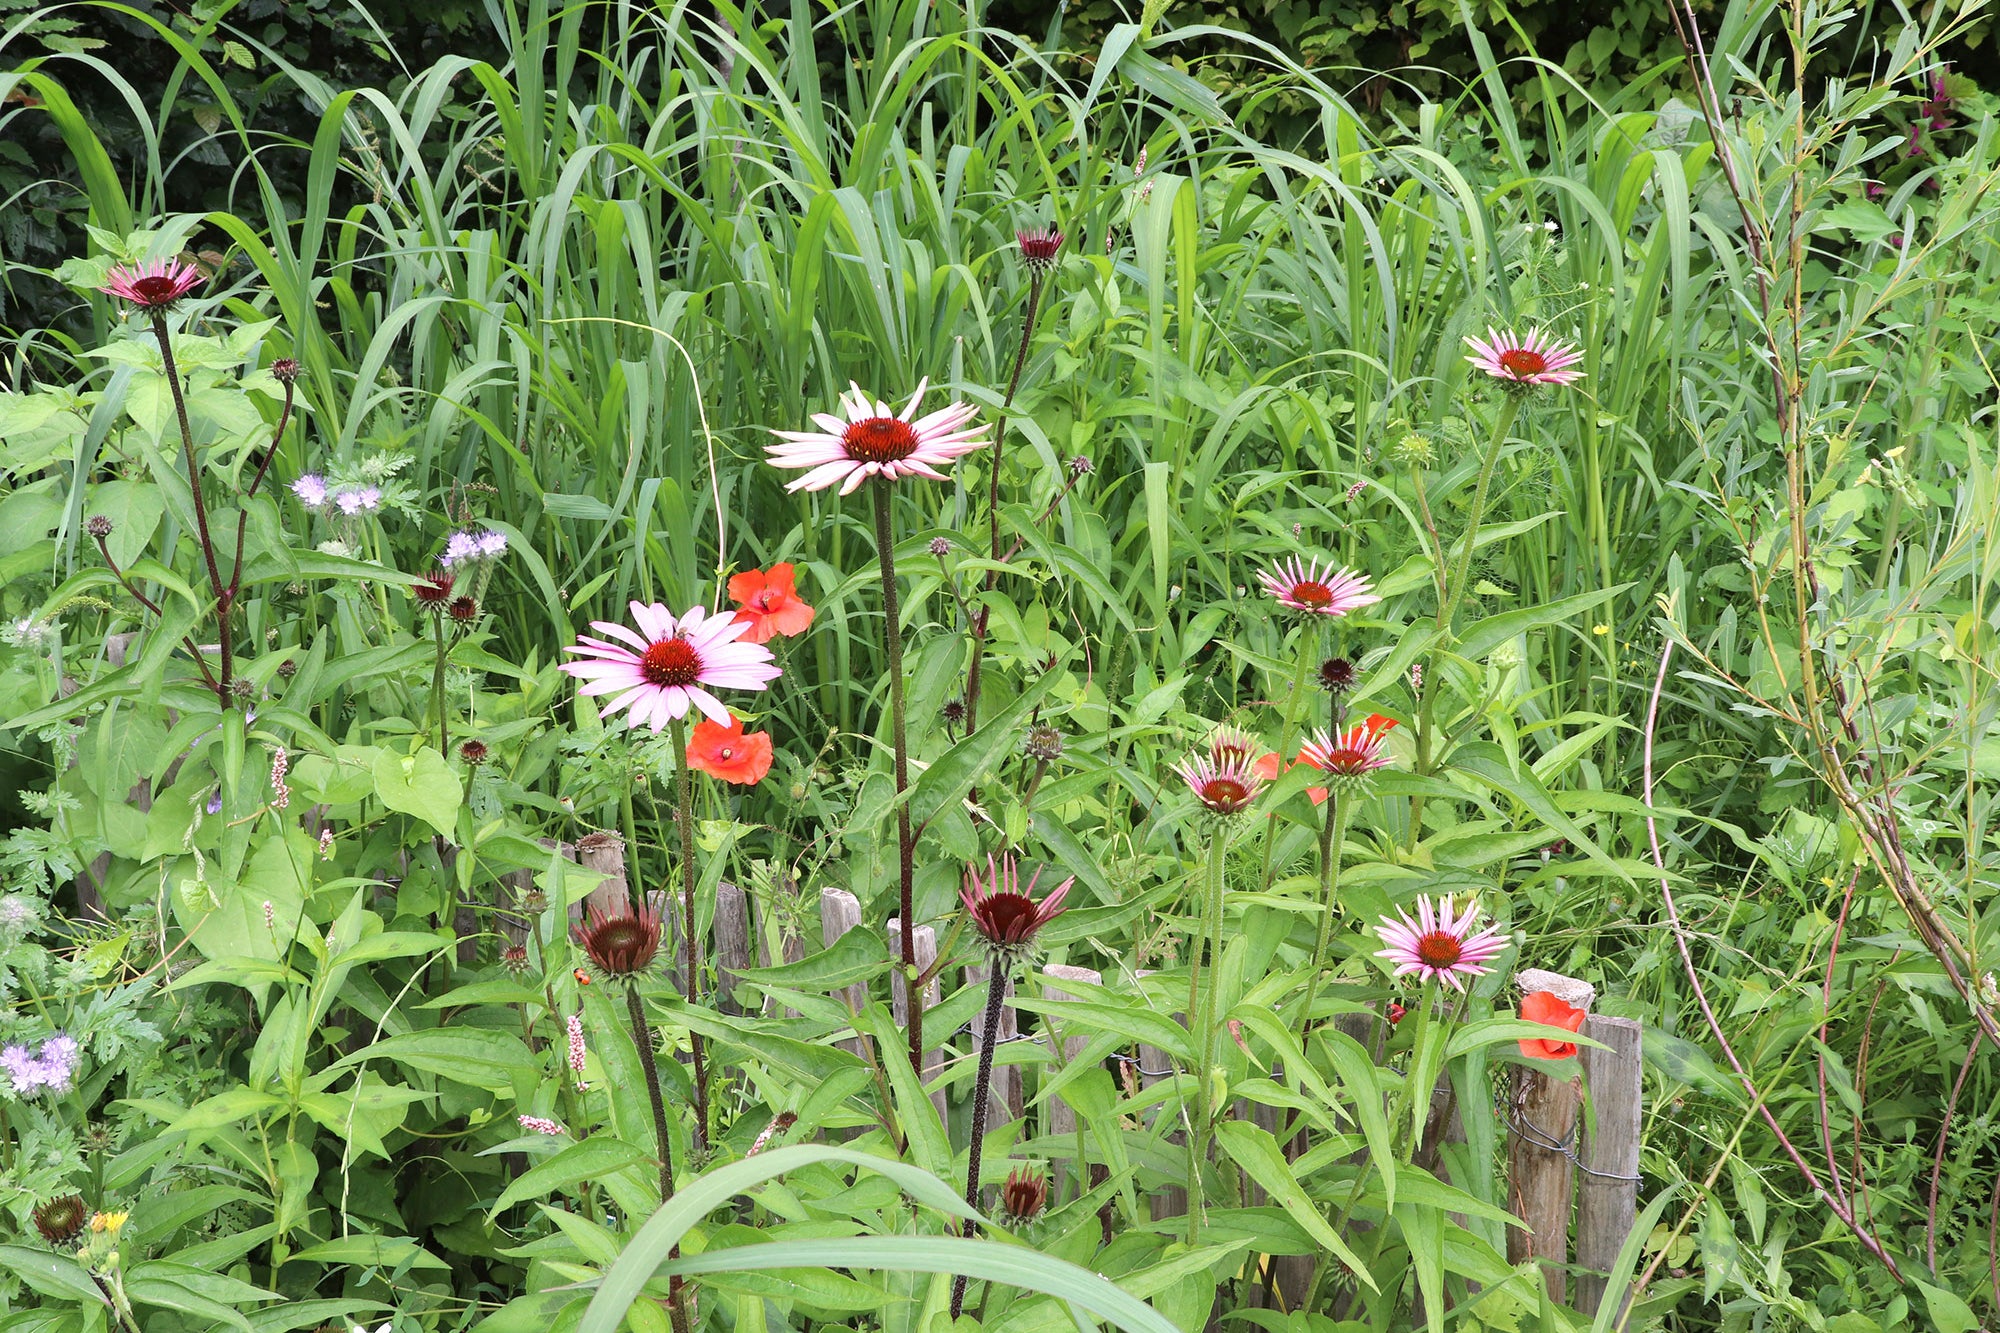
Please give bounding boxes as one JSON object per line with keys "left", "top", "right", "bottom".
{"left": 1131, "top": 971, "right": 1187, "bottom": 1223}
{"left": 715, "top": 882, "right": 753, "bottom": 1016}
{"left": 888, "top": 918, "right": 947, "bottom": 1124}
{"left": 1040, "top": 965, "right": 1100, "bottom": 1200}
{"left": 821, "top": 887, "right": 868, "bottom": 1058}
{"left": 1506, "top": 970, "right": 1596, "bottom": 1302}
{"left": 1576, "top": 1015, "right": 1644, "bottom": 1318}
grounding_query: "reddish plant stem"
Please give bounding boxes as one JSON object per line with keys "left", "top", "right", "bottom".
{"left": 670, "top": 717, "right": 709, "bottom": 1154}
{"left": 147, "top": 311, "right": 233, "bottom": 704}
{"left": 964, "top": 268, "right": 1047, "bottom": 736}
{"left": 1644, "top": 641, "right": 1902, "bottom": 1281}
{"left": 625, "top": 980, "right": 693, "bottom": 1333}
{"left": 225, "top": 376, "right": 295, "bottom": 604}
{"left": 1815, "top": 868, "right": 1861, "bottom": 1208}
{"left": 91, "top": 531, "right": 220, "bottom": 691}
{"left": 950, "top": 963, "right": 1009, "bottom": 1318}
{"left": 1925, "top": 1031, "right": 1985, "bottom": 1272}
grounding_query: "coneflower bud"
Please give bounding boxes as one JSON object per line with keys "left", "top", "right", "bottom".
{"left": 32, "top": 1194, "right": 87, "bottom": 1246}
{"left": 277, "top": 658, "right": 298, "bottom": 679}
{"left": 447, "top": 595, "right": 479, "bottom": 623}
{"left": 1318, "top": 656, "right": 1357, "bottom": 693}
{"left": 412, "top": 571, "right": 454, "bottom": 609}
{"left": 940, "top": 699, "right": 968, "bottom": 727}
{"left": 270, "top": 358, "right": 300, "bottom": 384}
{"left": 929, "top": 536, "right": 952, "bottom": 557}
{"left": 501, "top": 943, "right": 531, "bottom": 975}
{"left": 86, "top": 515, "right": 113, "bottom": 539}
{"left": 961, "top": 854, "right": 1073, "bottom": 962}
{"left": 1069, "top": 455, "right": 1093, "bottom": 477}
{"left": 571, "top": 906, "right": 663, "bottom": 979}
{"left": 458, "top": 739, "right": 489, "bottom": 766}
{"left": 1016, "top": 227, "right": 1064, "bottom": 274}
{"left": 999, "top": 1166, "right": 1048, "bottom": 1222}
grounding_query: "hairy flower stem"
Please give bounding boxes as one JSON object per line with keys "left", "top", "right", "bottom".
{"left": 1412, "top": 393, "right": 1519, "bottom": 844}
{"left": 626, "top": 979, "right": 695, "bottom": 1333}
{"left": 1255, "top": 622, "right": 1320, "bottom": 894}
{"left": 430, "top": 614, "right": 450, "bottom": 758}
{"left": 870, "top": 480, "right": 923, "bottom": 1075}
{"left": 670, "top": 717, "right": 710, "bottom": 1155}
{"left": 1185, "top": 825, "right": 1231, "bottom": 1244}
{"left": 1296, "top": 796, "right": 1351, "bottom": 1043}
{"left": 147, "top": 311, "right": 233, "bottom": 705}
{"left": 225, "top": 375, "right": 295, "bottom": 605}
{"left": 964, "top": 268, "right": 1047, "bottom": 736}
{"left": 949, "top": 964, "right": 1010, "bottom": 1318}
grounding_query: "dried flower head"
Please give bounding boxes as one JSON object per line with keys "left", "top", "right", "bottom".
{"left": 940, "top": 699, "right": 968, "bottom": 726}
{"left": 1016, "top": 227, "right": 1064, "bottom": 273}
{"left": 32, "top": 1194, "right": 87, "bottom": 1246}
{"left": 1022, "top": 724, "right": 1064, "bottom": 763}
{"left": 1318, "top": 656, "right": 1358, "bottom": 693}
{"left": 960, "top": 853, "right": 1073, "bottom": 962}
{"left": 1000, "top": 1166, "right": 1049, "bottom": 1222}
{"left": 1069, "top": 455, "right": 1093, "bottom": 477}
{"left": 571, "top": 905, "right": 663, "bottom": 979}
{"left": 276, "top": 658, "right": 298, "bottom": 679}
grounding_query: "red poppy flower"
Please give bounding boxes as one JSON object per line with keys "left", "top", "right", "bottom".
{"left": 686, "top": 714, "right": 774, "bottom": 785}
{"left": 1517, "top": 989, "right": 1586, "bottom": 1060}
{"left": 728, "top": 563, "right": 816, "bottom": 644}
{"left": 1252, "top": 751, "right": 1329, "bottom": 806}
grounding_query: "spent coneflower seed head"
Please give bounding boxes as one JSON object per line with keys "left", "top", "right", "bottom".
{"left": 941, "top": 699, "right": 968, "bottom": 727}
{"left": 32, "top": 1194, "right": 87, "bottom": 1246}
{"left": 1000, "top": 1166, "right": 1049, "bottom": 1222}
{"left": 961, "top": 853, "right": 1073, "bottom": 962}
{"left": 1017, "top": 227, "right": 1064, "bottom": 273}
{"left": 571, "top": 905, "right": 663, "bottom": 979}
{"left": 1022, "top": 724, "right": 1064, "bottom": 763}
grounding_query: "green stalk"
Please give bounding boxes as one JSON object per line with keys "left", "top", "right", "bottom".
{"left": 1255, "top": 621, "right": 1320, "bottom": 893}
{"left": 430, "top": 613, "right": 450, "bottom": 758}
{"left": 669, "top": 716, "right": 709, "bottom": 1155}
{"left": 1296, "top": 794, "right": 1351, "bottom": 1043}
{"left": 869, "top": 480, "right": 924, "bottom": 1075}
{"left": 1185, "top": 824, "right": 1231, "bottom": 1245}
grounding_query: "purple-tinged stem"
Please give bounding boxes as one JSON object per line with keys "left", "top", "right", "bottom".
{"left": 147, "top": 311, "right": 233, "bottom": 705}
{"left": 625, "top": 979, "right": 693, "bottom": 1333}
{"left": 669, "top": 716, "right": 710, "bottom": 1154}
{"left": 950, "top": 963, "right": 1010, "bottom": 1317}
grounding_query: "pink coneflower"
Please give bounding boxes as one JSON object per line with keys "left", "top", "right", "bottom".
{"left": 1174, "top": 749, "right": 1265, "bottom": 816}
{"left": 559, "top": 602, "right": 779, "bottom": 730}
{"left": 1258, "top": 558, "right": 1379, "bottom": 617}
{"left": 1373, "top": 895, "right": 1509, "bottom": 992}
{"left": 766, "top": 380, "right": 989, "bottom": 495}
{"left": 99, "top": 258, "right": 203, "bottom": 311}
{"left": 1017, "top": 227, "right": 1064, "bottom": 273}
{"left": 1464, "top": 327, "right": 1585, "bottom": 388}
{"left": 1207, "top": 726, "right": 1259, "bottom": 768}
{"left": 960, "top": 853, "right": 1073, "bottom": 961}
{"left": 1301, "top": 714, "right": 1398, "bottom": 787}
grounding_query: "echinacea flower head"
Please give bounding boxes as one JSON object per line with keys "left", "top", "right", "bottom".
{"left": 1373, "top": 895, "right": 1509, "bottom": 992}
{"left": 686, "top": 713, "right": 774, "bottom": 785}
{"left": 1301, "top": 714, "right": 1398, "bottom": 789}
{"left": 291, "top": 474, "right": 328, "bottom": 510}
{"left": 570, "top": 905, "right": 663, "bottom": 979}
{"left": 99, "top": 257, "right": 203, "bottom": 311}
{"left": 32, "top": 1193, "right": 87, "bottom": 1246}
{"left": 960, "top": 853, "right": 1073, "bottom": 961}
{"left": 767, "top": 379, "right": 988, "bottom": 495}
{"left": 412, "top": 570, "right": 454, "bottom": 608}
{"left": 1174, "top": 749, "right": 1265, "bottom": 817}
{"left": 1318, "top": 656, "right": 1358, "bottom": 693}
{"left": 1017, "top": 227, "right": 1064, "bottom": 273}
{"left": 1258, "top": 558, "right": 1379, "bottom": 618}
{"left": 1000, "top": 1166, "right": 1049, "bottom": 1221}
{"left": 1463, "top": 327, "right": 1584, "bottom": 389}
{"left": 1207, "top": 727, "right": 1258, "bottom": 768}
{"left": 728, "top": 563, "right": 815, "bottom": 643}
{"left": 458, "top": 739, "right": 489, "bottom": 765}
{"left": 1517, "top": 989, "right": 1586, "bottom": 1060}
{"left": 560, "top": 601, "right": 780, "bottom": 730}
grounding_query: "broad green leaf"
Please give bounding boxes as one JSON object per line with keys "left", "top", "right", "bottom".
{"left": 373, "top": 746, "right": 463, "bottom": 838}
{"left": 1214, "top": 1120, "right": 1376, "bottom": 1291}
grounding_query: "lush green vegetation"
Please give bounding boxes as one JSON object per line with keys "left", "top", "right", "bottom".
{"left": 1, "top": 1, "right": 1998, "bottom": 1331}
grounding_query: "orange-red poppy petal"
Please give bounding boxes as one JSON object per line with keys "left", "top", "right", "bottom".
{"left": 686, "top": 715, "right": 774, "bottom": 785}
{"left": 1517, "top": 990, "right": 1586, "bottom": 1061}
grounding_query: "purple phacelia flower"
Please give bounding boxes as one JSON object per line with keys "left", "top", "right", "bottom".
{"left": 291, "top": 474, "right": 328, "bottom": 509}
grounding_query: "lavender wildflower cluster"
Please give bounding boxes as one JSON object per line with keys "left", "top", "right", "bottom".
{"left": 1, "top": 1033, "right": 80, "bottom": 1097}
{"left": 290, "top": 474, "right": 382, "bottom": 514}
{"left": 441, "top": 529, "right": 508, "bottom": 568}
